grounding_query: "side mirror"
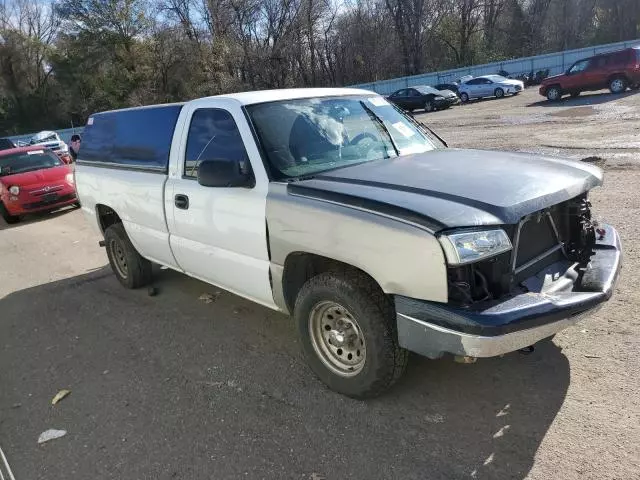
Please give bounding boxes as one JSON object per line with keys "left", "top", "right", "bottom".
{"left": 197, "top": 159, "right": 253, "bottom": 188}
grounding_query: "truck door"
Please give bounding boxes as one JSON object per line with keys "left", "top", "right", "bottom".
{"left": 166, "top": 104, "right": 276, "bottom": 309}
{"left": 564, "top": 59, "right": 590, "bottom": 91}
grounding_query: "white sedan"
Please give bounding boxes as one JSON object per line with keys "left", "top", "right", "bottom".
{"left": 458, "top": 75, "right": 524, "bottom": 102}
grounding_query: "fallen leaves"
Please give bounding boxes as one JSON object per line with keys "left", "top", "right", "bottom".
{"left": 38, "top": 429, "right": 67, "bottom": 444}
{"left": 51, "top": 389, "right": 71, "bottom": 406}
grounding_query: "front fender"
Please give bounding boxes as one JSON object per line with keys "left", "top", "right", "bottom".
{"left": 266, "top": 182, "right": 448, "bottom": 306}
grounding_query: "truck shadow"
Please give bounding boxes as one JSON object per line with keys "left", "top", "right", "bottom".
{"left": 0, "top": 267, "right": 570, "bottom": 479}
{"left": 527, "top": 89, "right": 637, "bottom": 107}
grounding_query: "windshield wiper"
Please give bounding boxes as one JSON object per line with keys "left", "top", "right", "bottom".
{"left": 359, "top": 101, "right": 399, "bottom": 157}
{"left": 390, "top": 103, "right": 448, "bottom": 148}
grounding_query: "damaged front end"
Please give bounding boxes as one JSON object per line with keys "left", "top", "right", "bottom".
{"left": 447, "top": 194, "right": 599, "bottom": 307}
{"left": 395, "top": 192, "right": 622, "bottom": 359}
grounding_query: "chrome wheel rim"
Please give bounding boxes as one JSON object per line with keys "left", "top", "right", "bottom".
{"left": 309, "top": 301, "right": 366, "bottom": 377}
{"left": 461, "top": 93, "right": 468, "bottom": 102}
{"left": 425, "top": 102, "right": 433, "bottom": 112}
{"left": 611, "top": 79, "right": 624, "bottom": 92}
{"left": 548, "top": 88, "right": 559, "bottom": 100}
{"left": 496, "top": 89, "right": 503, "bottom": 98}
{"left": 110, "top": 239, "right": 128, "bottom": 278}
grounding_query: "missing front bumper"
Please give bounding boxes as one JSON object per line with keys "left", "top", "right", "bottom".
{"left": 396, "top": 224, "right": 621, "bottom": 359}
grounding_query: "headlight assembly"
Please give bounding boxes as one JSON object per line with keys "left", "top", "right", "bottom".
{"left": 439, "top": 229, "right": 512, "bottom": 265}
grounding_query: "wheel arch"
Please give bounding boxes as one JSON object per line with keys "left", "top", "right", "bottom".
{"left": 280, "top": 252, "right": 383, "bottom": 314}
{"left": 95, "top": 204, "right": 123, "bottom": 234}
{"left": 608, "top": 73, "right": 629, "bottom": 85}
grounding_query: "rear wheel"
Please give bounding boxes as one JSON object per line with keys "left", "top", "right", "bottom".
{"left": 546, "top": 86, "right": 562, "bottom": 101}
{"left": 460, "top": 92, "right": 469, "bottom": 103}
{"left": 609, "top": 77, "right": 627, "bottom": 94}
{"left": 570, "top": 91, "right": 581, "bottom": 98}
{"left": 104, "top": 223, "right": 152, "bottom": 289}
{"left": 0, "top": 202, "right": 20, "bottom": 224}
{"left": 294, "top": 271, "right": 408, "bottom": 399}
{"left": 494, "top": 88, "right": 505, "bottom": 98}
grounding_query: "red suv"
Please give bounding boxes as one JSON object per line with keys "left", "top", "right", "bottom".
{"left": 540, "top": 47, "right": 640, "bottom": 101}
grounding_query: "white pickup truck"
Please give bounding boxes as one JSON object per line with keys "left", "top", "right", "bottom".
{"left": 76, "top": 88, "right": 621, "bottom": 398}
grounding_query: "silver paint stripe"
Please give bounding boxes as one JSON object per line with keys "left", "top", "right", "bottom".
{"left": 288, "top": 191, "right": 435, "bottom": 234}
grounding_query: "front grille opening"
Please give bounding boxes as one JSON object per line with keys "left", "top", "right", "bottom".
{"left": 516, "top": 215, "right": 558, "bottom": 267}
{"left": 447, "top": 194, "right": 597, "bottom": 307}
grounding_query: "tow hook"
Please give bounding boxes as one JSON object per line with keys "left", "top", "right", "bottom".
{"left": 519, "top": 345, "right": 535, "bottom": 355}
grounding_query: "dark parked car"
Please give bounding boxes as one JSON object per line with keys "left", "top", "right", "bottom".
{"left": 387, "top": 86, "right": 459, "bottom": 112}
{"left": 0, "top": 138, "right": 17, "bottom": 151}
{"left": 434, "top": 83, "right": 460, "bottom": 95}
{"left": 540, "top": 47, "right": 640, "bottom": 101}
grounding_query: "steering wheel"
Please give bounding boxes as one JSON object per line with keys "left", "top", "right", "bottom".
{"left": 350, "top": 132, "right": 377, "bottom": 146}
{"left": 349, "top": 132, "right": 386, "bottom": 159}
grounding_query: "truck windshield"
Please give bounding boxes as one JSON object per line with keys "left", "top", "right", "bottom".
{"left": 246, "top": 95, "right": 439, "bottom": 180}
{"left": 0, "top": 150, "right": 62, "bottom": 176}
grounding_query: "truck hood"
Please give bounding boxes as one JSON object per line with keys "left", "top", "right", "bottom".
{"left": 287, "top": 149, "right": 603, "bottom": 230}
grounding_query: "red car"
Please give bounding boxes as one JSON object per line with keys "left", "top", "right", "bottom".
{"left": 0, "top": 146, "right": 78, "bottom": 224}
{"left": 540, "top": 47, "right": 640, "bottom": 101}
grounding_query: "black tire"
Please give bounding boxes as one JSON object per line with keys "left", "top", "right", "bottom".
{"left": 609, "top": 76, "right": 627, "bottom": 94}
{"left": 104, "top": 223, "right": 152, "bottom": 289}
{"left": 546, "top": 85, "right": 562, "bottom": 101}
{"left": 494, "top": 87, "right": 504, "bottom": 98}
{"left": 0, "top": 202, "right": 20, "bottom": 224}
{"left": 570, "top": 91, "right": 581, "bottom": 98}
{"left": 631, "top": 84, "right": 640, "bottom": 91}
{"left": 460, "top": 92, "right": 469, "bottom": 103}
{"left": 294, "top": 270, "right": 409, "bottom": 399}
{"left": 424, "top": 100, "right": 434, "bottom": 112}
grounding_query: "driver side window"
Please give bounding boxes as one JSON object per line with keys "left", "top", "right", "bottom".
{"left": 569, "top": 60, "right": 589, "bottom": 74}
{"left": 184, "top": 108, "right": 248, "bottom": 179}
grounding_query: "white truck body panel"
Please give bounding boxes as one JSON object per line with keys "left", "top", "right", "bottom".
{"left": 164, "top": 97, "right": 275, "bottom": 308}
{"left": 76, "top": 165, "right": 180, "bottom": 269}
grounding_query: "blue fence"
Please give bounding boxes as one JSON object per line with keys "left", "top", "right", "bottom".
{"left": 353, "top": 39, "right": 640, "bottom": 95}
{"left": 5, "top": 127, "right": 85, "bottom": 146}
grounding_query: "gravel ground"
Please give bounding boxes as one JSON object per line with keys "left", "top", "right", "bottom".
{"left": 0, "top": 87, "right": 638, "bottom": 479}
{"left": 416, "top": 87, "right": 640, "bottom": 479}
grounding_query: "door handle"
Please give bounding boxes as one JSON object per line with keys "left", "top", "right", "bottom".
{"left": 175, "top": 194, "right": 189, "bottom": 210}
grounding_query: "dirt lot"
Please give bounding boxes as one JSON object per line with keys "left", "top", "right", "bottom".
{"left": 1, "top": 87, "right": 638, "bottom": 479}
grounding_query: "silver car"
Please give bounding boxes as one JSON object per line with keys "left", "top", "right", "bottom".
{"left": 458, "top": 75, "right": 524, "bottom": 102}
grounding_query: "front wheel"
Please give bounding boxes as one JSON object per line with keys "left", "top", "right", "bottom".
{"left": 494, "top": 88, "right": 504, "bottom": 98}
{"left": 424, "top": 100, "right": 434, "bottom": 112}
{"left": 460, "top": 92, "right": 469, "bottom": 103}
{"left": 104, "top": 223, "right": 153, "bottom": 289}
{"left": 0, "top": 202, "right": 20, "bottom": 224}
{"left": 294, "top": 271, "right": 408, "bottom": 399}
{"left": 546, "top": 86, "right": 562, "bottom": 101}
